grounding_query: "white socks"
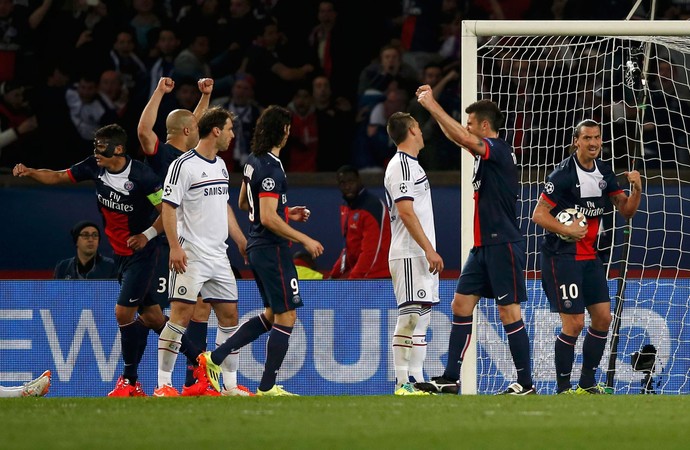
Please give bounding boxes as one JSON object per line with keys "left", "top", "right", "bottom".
{"left": 157, "top": 322, "right": 186, "bottom": 387}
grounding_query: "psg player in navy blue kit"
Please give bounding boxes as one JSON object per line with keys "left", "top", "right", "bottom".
{"left": 532, "top": 120, "right": 641, "bottom": 394}
{"left": 13, "top": 124, "right": 199, "bottom": 397}
{"left": 198, "top": 105, "right": 323, "bottom": 396}
{"left": 415, "top": 85, "right": 535, "bottom": 395}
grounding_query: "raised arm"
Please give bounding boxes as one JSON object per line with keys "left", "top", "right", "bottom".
{"left": 397, "top": 199, "right": 443, "bottom": 274}
{"left": 193, "top": 78, "right": 214, "bottom": 120}
{"left": 12, "top": 164, "right": 72, "bottom": 185}
{"left": 138, "top": 77, "right": 175, "bottom": 155}
{"left": 416, "top": 84, "right": 486, "bottom": 156}
{"left": 610, "top": 170, "right": 642, "bottom": 220}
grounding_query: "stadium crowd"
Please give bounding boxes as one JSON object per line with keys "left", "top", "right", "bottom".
{"left": 0, "top": 0, "right": 688, "bottom": 173}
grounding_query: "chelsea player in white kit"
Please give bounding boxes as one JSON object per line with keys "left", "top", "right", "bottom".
{"left": 155, "top": 107, "right": 248, "bottom": 396}
{"left": 384, "top": 112, "right": 444, "bottom": 395}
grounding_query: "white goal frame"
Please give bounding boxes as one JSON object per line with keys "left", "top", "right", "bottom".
{"left": 459, "top": 20, "right": 690, "bottom": 395}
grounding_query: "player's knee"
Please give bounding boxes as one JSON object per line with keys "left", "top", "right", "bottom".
{"left": 591, "top": 312, "right": 612, "bottom": 332}
{"left": 114, "top": 307, "right": 136, "bottom": 325}
{"left": 561, "top": 315, "right": 585, "bottom": 336}
{"left": 214, "top": 303, "right": 238, "bottom": 326}
{"left": 395, "top": 311, "right": 419, "bottom": 334}
{"left": 451, "top": 294, "right": 476, "bottom": 316}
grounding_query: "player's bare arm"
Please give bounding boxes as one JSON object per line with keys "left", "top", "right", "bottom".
{"left": 611, "top": 170, "right": 642, "bottom": 219}
{"left": 227, "top": 203, "right": 248, "bottom": 264}
{"left": 12, "top": 164, "right": 71, "bottom": 184}
{"left": 193, "top": 78, "right": 214, "bottom": 119}
{"left": 415, "top": 84, "right": 486, "bottom": 156}
{"left": 138, "top": 77, "right": 175, "bottom": 154}
{"left": 397, "top": 199, "right": 444, "bottom": 274}
{"left": 259, "top": 196, "right": 323, "bottom": 259}
{"left": 238, "top": 180, "right": 249, "bottom": 211}
{"left": 162, "top": 202, "right": 187, "bottom": 273}
{"left": 532, "top": 198, "right": 587, "bottom": 241}
{"left": 127, "top": 203, "right": 164, "bottom": 251}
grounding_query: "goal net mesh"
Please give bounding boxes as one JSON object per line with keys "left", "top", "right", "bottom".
{"left": 473, "top": 33, "right": 690, "bottom": 394}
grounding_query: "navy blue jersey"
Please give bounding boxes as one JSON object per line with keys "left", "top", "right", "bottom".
{"left": 472, "top": 137, "right": 522, "bottom": 246}
{"left": 68, "top": 156, "right": 163, "bottom": 256}
{"left": 243, "top": 152, "right": 289, "bottom": 250}
{"left": 540, "top": 153, "right": 623, "bottom": 260}
{"left": 145, "top": 139, "right": 186, "bottom": 181}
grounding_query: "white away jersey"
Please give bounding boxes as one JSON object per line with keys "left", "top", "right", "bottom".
{"left": 384, "top": 151, "right": 436, "bottom": 260}
{"left": 163, "top": 150, "right": 231, "bottom": 259}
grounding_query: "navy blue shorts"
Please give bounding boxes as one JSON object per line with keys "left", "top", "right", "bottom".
{"left": 114, "top": 239, "right": 161, "bottom": 309}
{"left": 153, "top": 238, "right": 171, "bottom": 309}
{"left": 456, "top": 241, "right": 528, "bottom": 305}
{"left": 248, "top": 245, "right": 303, "bottom": 314}
{"left": 541, "top": 253, "right": 610, "bottom": 314}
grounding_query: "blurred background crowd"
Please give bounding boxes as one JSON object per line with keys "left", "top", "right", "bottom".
{"left": 1, "top": 0, "right": 689, "bottom": 173}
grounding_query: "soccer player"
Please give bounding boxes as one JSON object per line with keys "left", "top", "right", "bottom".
{"left": 532, "top": 119, "right": 641, "bottom": 394}
{"left": 139, "top": 78, "right": 252, "bottom": 396}
{"left": 0, "top": 371, "right": 51, "bottom": 398}
{"left": 197, "top": 105, "right": 323, "bottom": 396}
{"left": 384, "top": 112, "right": 443, "bottom": 395}
{"left": 414, "top": 86, "right": 535, "bottom": 395}
{"left": 155, "top": 107, "right": 248, "bottom": 397}
{"left": 12, "top": 124, "right": 199, "bottom": 397}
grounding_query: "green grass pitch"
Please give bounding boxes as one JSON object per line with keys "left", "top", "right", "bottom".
{"left": 2, "top": 395, "right": 688, "bottom": 450}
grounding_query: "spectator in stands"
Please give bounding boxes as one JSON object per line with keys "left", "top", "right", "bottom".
{"left": 312, "top": 75, "right": 354, "bottom": 171}
{"left": 241, "top": 19, "right": 314, "bottom": 107}
{"left": 357, "top": 44, "right": 418, "bottom": 104}
{"left": 353, "top": 88, "right": 408, "bottom": 170}
{"left": 212, "top": 74, "right": 262, "bottom": 172}
{"left": 54, "top": 220, "right": 116, "bottom": 280}
{"left": 643, "top": 59, "right": 690, "bottom": 173}
{"left": 294, "top": 250, "right": 324, "bottom": 280}
{"left": 146, "top": 25, "right": 181, "bottom": 97}
{"left": 108, "top": 28, "right": 147, "bottom": 94}
{"left": 98, "top": 70, "right": 129, "bottom": 119}
{"left": 329, "top": 165, "right": 391, "bottom": 279}
{"left": 0, "top": 0, "right": 50, "bottom": 82}
{"left": 284, "top": 87, "right": 319, "bottom": 172}
{"left": 211, "top": 0, "right": 259, "bottom": 77}
{"left": 65, "top": 71, "right": 119, "bottom": 158}
{"left": 173, "top": 31, "right": 212, "bottom": 81}
{"left": 128, "top": 0, "right": 162, "bottom": 51}
{"left": 397, "top": 0, "right": 443, "bottom": 74}
{"left": 407, "top": 63, "right": 459, "bottom": 170}
{"left": 0, "top": 81, "right": 37, "bottom": 167}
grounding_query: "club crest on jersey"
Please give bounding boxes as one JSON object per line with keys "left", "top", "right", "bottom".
{"left": 545, "top": 182, "right": 554, "bottom": 194}
{"left": 164, "top": 185, "right": 172, "bottom": 196}
{"left": 124, "top": 181, "right": 134, "bottom": 191}
{"left": 178, "top": 286, "right": 187, "bottom": 295}
{"left": 292, "top": 294, "right": 301, "bottom": 304}
{"left": 417, "top": 289, "right": 426, "bottom": 298}
{"left": 262, "top": 178, "right": 276, "bottom": 191}
{"left": 599, "top": 180, "right": 607, "bottom": 190}
{"left": 399, "top": 183, "right": 408, "bottom": 194}
{"left": 222, "top": 169, "right": 228, "bottom": 178}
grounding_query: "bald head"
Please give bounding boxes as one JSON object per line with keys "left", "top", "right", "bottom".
{"left": 166, "top": 109, "right": 195, "bottom": 133}
{"left": 166, "top": 109, "right": 199, "bottom": 149}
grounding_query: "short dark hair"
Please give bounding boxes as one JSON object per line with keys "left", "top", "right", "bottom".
{"left": 386, "top": 112, "right": 416, "bottom": 146}
{"left": 573, "top": 119, "right": 600, "bottom": 138}
{"left": 466, "top": 99, "right": 504, "bottom": 133}
{"left": 198, "top": 106, "right": 235, "bottom": 138}
{"left": 251, "top": 105, "right": 292, "bottom": 155}
{"left": 94, "top": 124, "right": 127, "bottom": 148}
{"left": 336, "top": 165, "right": 359, "bottom": 178}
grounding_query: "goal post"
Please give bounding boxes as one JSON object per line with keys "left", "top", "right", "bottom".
{"left": 459, "top": 20, "right": 690, "bottom": 395}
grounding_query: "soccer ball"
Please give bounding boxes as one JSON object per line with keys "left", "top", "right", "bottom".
{"left": 555, "top": 208, "right": 587, "bottom": 242}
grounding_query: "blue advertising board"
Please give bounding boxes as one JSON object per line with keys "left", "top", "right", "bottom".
{"left": 1, "top": 280, "right": 687, "bottom": 396}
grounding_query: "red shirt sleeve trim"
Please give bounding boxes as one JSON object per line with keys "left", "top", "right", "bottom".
{"left": 258, "top": 192, "right": 280, "bottom": 199}
{"left": 540, "top": 192, "right": 557, "bottom": 206}
{"left": 67, "top": 169, "right": 77, "bottom": 183}
{"left": 481, "top": 139, "right": 490, "bottom": 160}
{"left": 608, "top": 189, "right": 623, "bottom": 197}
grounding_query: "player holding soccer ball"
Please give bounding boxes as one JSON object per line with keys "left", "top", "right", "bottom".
{"left": 532, "top": 119, "right": 642, "bottom": 394}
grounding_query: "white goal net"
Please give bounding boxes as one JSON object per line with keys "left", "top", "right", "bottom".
{"left": 462, "top": 21, "right": 690, "bottom": 394}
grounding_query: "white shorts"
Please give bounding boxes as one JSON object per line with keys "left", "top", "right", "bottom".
{"left": 169, "top": 246, "right": 238, "bottom": 303}
{"left": 389, "top": 256, "right": 440, "bottom": 307}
